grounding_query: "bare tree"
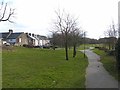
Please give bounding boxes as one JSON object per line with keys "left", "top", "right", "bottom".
{"left": 0, "top": 1, "right": 15, "bottom": 22}
{"left": 50, "top": 30, "right": 58, "bottom": 50}
{"left": 70, "top": 28, "right": 83, "bottom": 58}
{"left": 54, "top": 10, "right": 78, "bottom": 60}
{"left": 104, "top": 22, "right": 118, "bottom": 50}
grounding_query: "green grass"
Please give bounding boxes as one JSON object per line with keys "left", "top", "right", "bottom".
{"left": 79, "top": 44, "right": 93, "bottom": 50}
{"left": 79, "top": 44, "right": 102, "bottom": 50}
{"left": 93, "top": 49, "right": 120, "bottom": 81}
{"left": 2, "top": 47, "right": 88, "bottom": 88}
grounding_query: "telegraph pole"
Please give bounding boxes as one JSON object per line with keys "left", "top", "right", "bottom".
{"left": 83, "top": 31, "right": 86, "bottom": 58}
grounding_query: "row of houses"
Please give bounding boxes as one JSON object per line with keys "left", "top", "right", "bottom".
{"left": 0, "top": 29, "right": 50, "bottom": 46}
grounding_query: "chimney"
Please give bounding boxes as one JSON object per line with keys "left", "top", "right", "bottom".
{"left": 6, "top": 29, "right": 13, "bottom": 38}
{"left": 35, "top": 34, "right": 37, "bottom": 38}
{"left": 9, "top": 29, "right": 13, "bottom": 34}
{"left": 32, "top": 33, "right": 34, "bottom": 37}
{"left": 29, "top": 33, "right": 31, "bottom": 36}
{"left": 25, "top": 32, "right": 28, "bottom": 35}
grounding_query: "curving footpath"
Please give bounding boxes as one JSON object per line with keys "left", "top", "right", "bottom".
{"left": 81, "top": 49, "right": 119, "bottom": 88}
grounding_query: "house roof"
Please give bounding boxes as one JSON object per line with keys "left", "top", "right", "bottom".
{"left": 0, "top": 32, "right": 23, "bottom": 39}
{"left": 0, "top": 33, "right": 9, "bottom": 39}
{"left": 40, "top": 36, "right": 47, "bottom": 40}
{"left": 36, "top": 35, "right": 48, "bottom": 40}
{"left": 27, "top": 34, "right": 36, "bottom": 40}
{"left": 8, "top": 33, "right": 23, "bottom": 39}
{"left": 27, "top": 34, "right": 48, "bottom": 40}
{"left": 0, "top": 31, "right": 49, "bottom": 40}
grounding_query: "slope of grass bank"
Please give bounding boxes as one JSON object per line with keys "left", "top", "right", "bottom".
{"left": 2, "top": 47, "right": 88, "bottom": 88}
{"left": 93, "top": 49, "right": 120, "bottom": 81}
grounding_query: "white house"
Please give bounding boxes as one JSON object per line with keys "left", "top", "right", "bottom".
{"left": 37, "top": 35, "right": 50, "bottom": 46}
{"left": 27, "top": 33, "right": 38, "bottom": 46}
{"left": 26, "top": 33, "right": 50, "bottom": 46}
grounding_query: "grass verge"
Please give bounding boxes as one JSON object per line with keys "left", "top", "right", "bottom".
{"left": 2, "top": 47, "right": 88, "bottom": 88}
{"left": 93, "top": 49, "right": 120, "bottom": 81}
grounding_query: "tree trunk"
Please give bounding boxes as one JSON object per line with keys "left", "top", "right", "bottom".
{"left": 73, "top": 44, "right": 76, "bottom": 58}
{"left": 53, "top": 46, "right": 55, "bottom": 50}
{"left": 65, "top": 32, "right": 68, "bottom": 60}
{"left": 108, "top": 42, "right": 111, "bottom": 50}
{"left": 53, "top": 42, "right": 55, "bottom": 50}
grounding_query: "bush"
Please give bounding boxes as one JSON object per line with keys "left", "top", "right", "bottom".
{"left": 34, "top": 46, "right": 41, "bottom": 48}
{"left": 100, "top": 47, "right": 109, "bottom": 52}
{"left": 107, "top": 50, "right": 115, "bottom": 56}
{"left": 2, "top": 45, "right": 13, "bottom": 51}
{"left": 23, "top": 44, "right": 34, "bottom": 48}
{"left": 95, "top": 46, "right": 100, "bottom": 49}
{"left": 43, "top": 45, "right": 50, "bottom": 49}
{"left": 115, "top": 37, "right": 120, "bottom": 70}
{"left": 23, "top": 44, "right": 28, "bottom": 47}
{"left": 95, "top": 46, "right": 109, "bottom": 52}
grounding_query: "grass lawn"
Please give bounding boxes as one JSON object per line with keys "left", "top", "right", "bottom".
{"left": 2, "top": 47, "right": 88, "bottom": 88}
{"left": 93, "top": 49, "right": 120, "bottom": 81}
{"left": 79, "top": 44, "right": 94, "bottom": 50}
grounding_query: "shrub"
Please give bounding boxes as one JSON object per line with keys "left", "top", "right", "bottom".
{"left": 95, "top": 46, "right": 109, "bottom": 52}
{"left": 23, "top": 44, "right": 34, "bottom": 48}
{"left": 115, "top": 37, "right": 120, "bottom": 70}
{"left": 95, "top": 46, "right": 100, "bottom": 49}
{"left": 2, "top": 45, "right": 13, "bottom": 51}
{"left": 43, "top": 45, "right": 50, "bottom": 49}
{"left": 107, "top": 50, "right": 115, "bottom": 56}
{"left": 23, "top": 44, "right": 28, "bottom": 47}
{"left": 34, "top": 46, "right": 41, "bottom": 48}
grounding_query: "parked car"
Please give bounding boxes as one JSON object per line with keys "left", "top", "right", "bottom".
{"left": 4, "top": 43, "right": 10, "bottom": 46}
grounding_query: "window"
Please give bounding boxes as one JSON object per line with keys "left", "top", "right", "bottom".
{"left": 10, "top": 39, "right": 12, "bottom": 41}
{"left": 19, "top": 38, "right": 22, "bottom": 42}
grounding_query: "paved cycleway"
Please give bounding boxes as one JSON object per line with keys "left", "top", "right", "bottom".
{"left": 81, "top": 49, "right": 119, "bottom": 88}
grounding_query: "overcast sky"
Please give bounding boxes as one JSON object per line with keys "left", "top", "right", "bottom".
{"left": 0, "top": 0, "right": 120, "bottom": 39}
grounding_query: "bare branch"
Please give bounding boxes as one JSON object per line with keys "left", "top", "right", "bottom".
{"left": 53, "top": 9, "right": 80, "bottom": 60}
{"left": 0, "top": 2, "right": 15, "bottom": 23}
{"left": 0, "top": 3, "right": 7, "bottom": 21}
{"left": 0, "top": 1, "right": 4, "bottom": 11}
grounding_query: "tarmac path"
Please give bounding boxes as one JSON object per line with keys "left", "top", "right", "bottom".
{"left": 81, "top": 49, "right": 119, "bottom": 88}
